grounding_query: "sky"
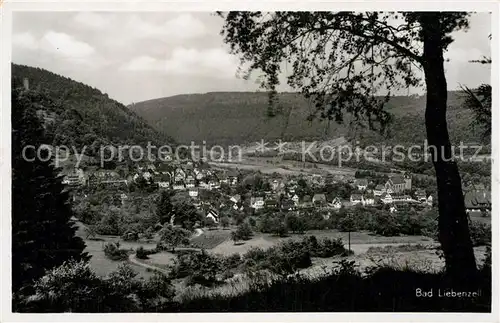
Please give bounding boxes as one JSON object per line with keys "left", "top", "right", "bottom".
{"left": 12, "top": 12, "right": 492, "bottom": 105}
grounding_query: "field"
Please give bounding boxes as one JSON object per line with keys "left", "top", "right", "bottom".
{"left": 74, "top": 220, "right": 157, "bottom": 278}
{"left": 209, "top": 229, "right": 434, "bottom": 256}
{"left": 75, "top": 219, "right": 488, "bottom": 282}
{"left": 210, "top": 157, "right": 357, "bottom": 177}
{"left": 470, "top": 212, "right": 492, "bottom": 225}
{"left": 190, "top": 229, "right": 232, "bottom": 249}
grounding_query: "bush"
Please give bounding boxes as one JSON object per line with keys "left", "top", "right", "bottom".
{"left": 170, "top": 251, "right": 224, "bottom": 286}
{"left": 469, "top": 221, "right": 491, "bottom": 246}
{"left": 223, "top": 253, "right": 242, "bottom": 269}
{"left": 159, "top": 225, "right": 191, "bottom": 251}
{"left": 314, "top": 237, "right": 350, "bottom": 258}
{"left": 232, "top": 222, "right": 253, "bottom": 242}
{"left": 285, "top": 214, "right": 306, "bottom": 233}
{"left": 103, "top": 242, "right": 129, "bottom": 261}
{"left": 372, "top": 213, "right": 401, "bottom": 236}
{"left": 243, "top": 241, "right": 312, "bottom": 276}
{"left": 136, "top": 246, "right": 156, "bottom": 259}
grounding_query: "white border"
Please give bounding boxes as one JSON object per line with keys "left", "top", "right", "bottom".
{"left": 1, "top": 1, "right": 499, "bottom": 322}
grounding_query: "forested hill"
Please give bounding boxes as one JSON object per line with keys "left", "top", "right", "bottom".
{"left": 12, "top": 64, "right": 175, "bottom": 153}
{"left": 130, "top": 91, "right": 488, "bottom": 148}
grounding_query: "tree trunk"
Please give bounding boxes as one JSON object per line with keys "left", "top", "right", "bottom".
{"left": 421, "top": 16, "right": 477, "bottom": 281}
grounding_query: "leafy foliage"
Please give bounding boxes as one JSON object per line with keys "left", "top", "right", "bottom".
{"left": 18, "top": 260, "right": 175, "bottom": 312}
{"left": 169, "top": 251, "right": 224, "bottom": 286}
{"left": 461, "top": 84, "right": 491, "bottom": 140}
{"left": 158, "top": 225, "right": 191, "bottom": 251}
{"left": 12, "top": 64, "right": 173, "bottom": 151}
{"left": 468, "top": 221, "right": 491, "bottom": 247}
{"left": 12, "top": 84, "right": 89, "bottom": 294}
{"left": 103, "top": 242, "right": 129, "bottom": 261}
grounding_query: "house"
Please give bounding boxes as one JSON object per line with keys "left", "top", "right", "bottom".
{"left": 281, "top": 199, "right": 296, "bottom": 211}
{"left": 385, "top": 175, "right": 406, "bottom": 194}
{"left": 143, "top": 171, "right": 153, "bottom": 181}
{"left": 264, "top": 198, "right": 278, "bottom": 209}
{"left": 219, "top": 173, "right": 229, "bottom": 184}
{"left": 230, "top": 194, "right": 241, "bottom": 204}
{"left": 230, "top": 194, "right": 242, "bottom": 210}
{"left": 426, "top": 195, "right": 433, "bottom": 206}
{"left": 174, "top": 168, "right": 186, "bottom": 182}
{"left": 414, "top": 189, "right": 426, "bottom": 201}
{"left": 206, "top": 208, "right": 219, "bottom": 223}
{"left": 62, "top": 168, "right": 85, "bottom": 187}
{"left": 189, "top": 187, "right": 199, "bottom": 198}
{"left": 403, "top": 174, "right": 412, "bottom": 191}
{"left": 363, "top": 196, "right": 375, "bottom": 206}
{"left": 271, "top": 179, "right": 281, "bottom": 191}
{"left": 373, "top": 184, "right": 386, "bottom": 196}
{"left": 185, "top": 178, "right": 196, "bottom": 188}
{"left": 208, "top": 178, "right": 220, "bottom": 190}
{"left": 330, "top": 197, "right": 342, "bottom": 209}
{"left": 380, "top": 193, "right": 393, "bottom": 204}
{"left": 391, "top": 195, "right": 413, "bottom": 204}
{"left": 389, "top": 205, "right": 398, "bottom": 213}
{"left": 250, "top": 197, "right": 264, "bottom": 209}
{"left": 291, "top": 194, "right": 300, "bottom": 205}
{"left": 195, "top": 170, "right": 205, "bottom": 180}
{"left": 350, "top": 194, "right": 363, "bottom": 205}
{"left": 197, "top": 179, "right": 207, "bottom": 189}
{"left": 312, "top": 193, "right": 327, "bottom": 206}
{"left": 157, "top": 173, "right": 171, "bottom": 189}
{"left": 172, "top": 181, "right": 185, "bottom": 190}
{"left": 464, "top": 190, "right": 491, "bottom": 213}
{"left": 301, "top": 195, "right": 313, "bottom": 208}
{"left": 355, "top": 178, "right": 369, "bottom": 191}
{"left": 228, "top": 174, "right": 238, "bottom": 186}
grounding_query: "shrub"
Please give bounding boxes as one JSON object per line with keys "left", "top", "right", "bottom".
{"left": 469, "top": 221, "right": 491, "bottom": 247}
{"left": 159, "top": 225, "right": 191, "bottom": 251}
{"left": 170, "top": 251, "right": 224, "bottom": 286}
{"left": 372, "top": 213, "right": 401, "bottom": 236}
{"left": 220, "top": 216, "right": 230, "bottom": 229}
{"left": 103, "top": 242, "right": 129, "bottom": 261}
{"left": 285, "top": 214, "right": 306, "bottom": 233}
{"left": 313, "top": 237, "right": 349, "bottom": 258}
{"left": 136, "top": 246, "right": 156, "bottom": 259}
{"left": 269, "top": 241, "right": 312, "bottom": 276}
{"left": 236, "top": 222, "right": 253, "bottom": 240}
{"left": 223, "top": 253, "right": 242, "bottom": 269}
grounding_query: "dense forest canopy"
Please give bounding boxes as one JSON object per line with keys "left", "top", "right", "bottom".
{"left": 130, "top": 90, "right": 489, "bottom": 149}
{"left": 12, "top": 64, "right": 175, "bottom": 154}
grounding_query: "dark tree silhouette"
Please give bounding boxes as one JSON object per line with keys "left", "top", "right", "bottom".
{"left": 219, "top": 12, "right": 477, "bottom": 280}
{"left": 12, "top": 79, "right": 89, "bottom": 295}
{"left": 461, "top": 50, "right": 491, "bottom": 140}
{"left": 156, "top": 190, "right": 175, "bottom": 224}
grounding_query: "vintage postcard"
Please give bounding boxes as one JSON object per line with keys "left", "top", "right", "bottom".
{"left": 1, "top": 1, "right": 497, "bottom": 322}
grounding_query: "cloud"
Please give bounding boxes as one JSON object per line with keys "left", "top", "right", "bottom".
{"left": 12, "top": 32, "right": 38, "bottom": 50}
{"left": 41, "top": 31, "right": 95, "bottom": 58}
{"left": 120, "top": 47, "right": 239, "bottom": 78}
{"left": 73, "top": 12, "right": 110, "bottom": 29}
{"left": 126, "top": 13, "right": 206, "bottom": 40}
{"left": 120, "top": 55, "right": 160, "bottom": 71}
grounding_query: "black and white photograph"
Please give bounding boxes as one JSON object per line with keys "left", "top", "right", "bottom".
{"left": 2, "top": 2, "right": 497, "bottom": 320}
